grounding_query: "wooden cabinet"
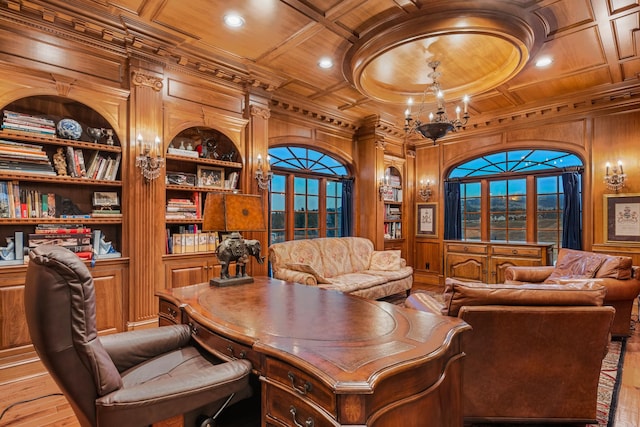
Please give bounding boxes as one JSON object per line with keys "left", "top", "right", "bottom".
{"left": 445, "top": 241, "right": 553, "bottom": 283}
{"left": 163, "top": 254, "right": 222, "bottom": 288}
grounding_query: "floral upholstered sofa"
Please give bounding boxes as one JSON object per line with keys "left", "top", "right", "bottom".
{"left": 268, "top": 237, "right": 413, "bottom": 299}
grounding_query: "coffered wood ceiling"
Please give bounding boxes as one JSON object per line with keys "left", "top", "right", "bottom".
{"left": 2, "top": 0, "right": 640, "bottom": 143}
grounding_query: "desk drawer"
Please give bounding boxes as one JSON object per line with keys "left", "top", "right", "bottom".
{"left": 491, "top": 245, "right": 541, "bottom": 257}
{"left": 265, "top": 357, "right": 336, "bottom": 416}
{"left": 158, "top": 299, "right": 181, "bottom": 325}
{"left": 188, "top": 318, "right": 261, "bottom": 370}
{"left": 263, "top": 381, "right": 339, "bottom": 427}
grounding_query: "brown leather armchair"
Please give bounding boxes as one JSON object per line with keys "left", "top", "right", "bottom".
{"left": 405, "top": 279, "right": 615, "bottom": 424}
{"left": 24, "top": 245, "right": 253, "bottom": 427}
{"left": 504, "top": 247, "right": 640, "bottom": 336}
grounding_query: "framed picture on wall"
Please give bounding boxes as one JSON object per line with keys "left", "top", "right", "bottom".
{"left": 197, "top": 166, "right": 224, "bottom": 189}
{"left": 417, "top": 203, "right": 437, "bottom": 237}
{"left": 604, "top": 193, "right": 640, "bottom": 243}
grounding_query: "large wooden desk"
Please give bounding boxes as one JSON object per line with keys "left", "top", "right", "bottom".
{"left": 156, "top": 277, "right": 470, "bottom": 427}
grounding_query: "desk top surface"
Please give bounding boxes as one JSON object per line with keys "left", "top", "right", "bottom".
{"left": 157, "top": 277, "right": 470, "bottom": 391}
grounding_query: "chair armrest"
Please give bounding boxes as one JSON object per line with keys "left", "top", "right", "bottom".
{"left": 404, "top": 293, "right": 444, "bottom": 316}
{"left": 101, "top": 324, "right": 192, "bottom": 372}
{"left": 504, "top": 266, "right": 554, "bottom": 283}
{"left": 273, "top": 268, "right": 318, "bottom": 286}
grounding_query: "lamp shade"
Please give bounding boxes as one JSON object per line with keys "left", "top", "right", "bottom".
{"left": 202, "top": 193, "right": 266, "bottom": 232}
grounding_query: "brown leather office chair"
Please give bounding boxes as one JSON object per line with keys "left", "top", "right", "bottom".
{"left": 24, "top": 244, "right": 253, "bottom": 427}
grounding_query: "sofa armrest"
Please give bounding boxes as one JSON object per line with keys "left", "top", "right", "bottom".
{"left": 504, "top": 266, "right": 554, "bottom": 283}
{"left": 272, "top": 268, "right": 318, "bottom": 286}
{"left": 101, "top": 324, "right": 192, "bottom": 372}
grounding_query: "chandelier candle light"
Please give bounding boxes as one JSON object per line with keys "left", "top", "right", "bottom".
{"left": 404, "top": 61, "right": 470, "bottom": 144}
{"left": 604, "top": 160, "right": 626, "bottom": 192}
{"left": 135, "top": 134, "right": 164, "bottom": 182}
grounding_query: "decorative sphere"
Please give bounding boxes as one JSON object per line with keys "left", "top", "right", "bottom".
{"left": 56, "top": 119, "right": 83, "bottom": 140}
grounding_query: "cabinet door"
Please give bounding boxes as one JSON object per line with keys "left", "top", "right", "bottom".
{"left": 490, "top": 256, "right": 542, "bottom": 284}
{"left": 164, "top": 257, "right": 208, "bottom": 288}
{"left": 446, "top": 253, "right": 488, "bottom": 282}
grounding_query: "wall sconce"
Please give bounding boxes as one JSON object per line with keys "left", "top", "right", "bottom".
{"left": 135, "top": 134, "right": 164, "bottom": 182}
{"left": 418, "top": 179, "right": 433, "bottom": 201}
{"left": 255, "top": 154, "right": 273, "bottom": 190}
{"left": 604, "top": 160, "right": 626, "bottom": 192}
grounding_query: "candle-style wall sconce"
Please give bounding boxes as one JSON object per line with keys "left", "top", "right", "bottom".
{"left": 255, "top": 154, "right": 273, "bottom": 190}
{"left": 418, "top": 179, "right": 433, "bottom": 201}
{"left": 604, "top": 160, "right": 626, "bottom": 192}
{"left": 135, "top": 134, "right": 164, "bottom": 182}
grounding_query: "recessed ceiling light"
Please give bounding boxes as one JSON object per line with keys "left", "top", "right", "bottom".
{"left": 318, "top": 57, "right": 333, "bottom": 69}
{"left": 224, "top": 13, "right": 245, "bottom": 28}
{"left": 535, "top": 56, "right": 553, "bottom": 67}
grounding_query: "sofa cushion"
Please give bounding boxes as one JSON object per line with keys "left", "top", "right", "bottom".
{"left": 286, "top": 263, "right": 330, "bottom": 284}
{"left": 364, "top": 266, "right": 413, "bottom": 281}
{"left": 314, "top": 238, "right": 354, "bottom": 277}
{"left": 595, "top": 255, "right": 633, "bottom": 280}
{"left": 319, "top": 273, "right": 387, "bottom": 293}
{"left": 543, "top": 251, "right": 605, "bottom": 283}
{"left": 369, "top": 250, "right": 401, "bottom": 271}
{"left": 442, "top": 278, "right": 607, "bottom": 317}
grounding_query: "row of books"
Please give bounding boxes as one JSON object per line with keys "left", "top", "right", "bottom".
{"left": 382, "top": 187, "right": 403, "bottom": 202}
{"left": 0, "top": 139, "right": 56, "bottom": 176}
{"left": 29, "top": 225, "right": 120, "bottom": 260}
{"left": 166, "top": 194, "right": 200, "bottom": 220}
{"left": 64, "top": 147, "right": 120, "bottom": 181}
{"left": 383, "top": 222, "right": 402, "bottom": 240}
{"left": 0, "top": 181, "right": 56, "bottom": 219}
{"left": 2, "top": 110, "right": 56, "bottom": 135}
{"left": 168, "top": 231, "right": 218, "bottom": 254}
{"left": 385, "top": 205, "right": 401, "bottom": 220}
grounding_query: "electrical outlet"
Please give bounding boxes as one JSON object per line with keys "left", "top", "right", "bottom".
{"left": 425, "top": 262, "right": 430, "bottom": 270}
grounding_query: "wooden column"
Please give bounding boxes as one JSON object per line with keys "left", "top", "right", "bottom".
{"left": 127, "top": 63, "right": 165, "bottom": 329}
{"left": 245, "top": 92, "right": 271, "bottom": 276}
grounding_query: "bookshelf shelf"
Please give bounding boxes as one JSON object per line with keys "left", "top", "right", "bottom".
{"left": 0, "top": 130, "right": 121, "bottom": 153}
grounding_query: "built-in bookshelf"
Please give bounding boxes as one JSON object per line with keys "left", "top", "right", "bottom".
{"left": 0, "top": 95, "right": 123, "bottom": 264}
{"left": 164, "top": 126, "right": 242, "bottom": 255}
{"left": 382, "top": 166, "right": 403, "bottom": 241}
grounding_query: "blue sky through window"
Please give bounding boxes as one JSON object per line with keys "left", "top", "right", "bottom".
{"left": 449, "top": 150, "right": 582, "bottom": 178}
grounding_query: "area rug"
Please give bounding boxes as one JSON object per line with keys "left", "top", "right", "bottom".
{"left": 382, "top": 291, "right": 628, "bottom": 427}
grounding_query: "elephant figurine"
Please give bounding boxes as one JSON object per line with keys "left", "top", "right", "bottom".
{"left": 215, "top": 237, "right": 264, "bottom": 279}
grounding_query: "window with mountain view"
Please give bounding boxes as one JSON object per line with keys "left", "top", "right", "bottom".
{"left": 450, "top": 150, "right": 583, "bottom": 261}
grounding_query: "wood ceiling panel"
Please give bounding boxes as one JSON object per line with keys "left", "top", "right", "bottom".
{"left": 534, "top": 0, "right": 595, "bottom": 35}
{"left": 152, "top": 1, "right": 314, "bottom": 60}
{"left": 610, "top": 0, "right": 640, "bottom": 14}
{"left": 621, "top": 57, "right": 640, "bottom": 79}
{"left": 512, "top": 67, "right": 612, "bottom": 102}
{"left": 508, "top": 26, "right": 607, "bottom": 88}
{"left": 612, "top": 11, "right": 640, "bottom": 59}
{"left": 334, "top": 0, "right": 403, "bottom": 33}
{"left": 108, "top": 0, "right": 144, "bottom": 15}
{"left": 266, "top": 28, "right": 348, "bottom": 88}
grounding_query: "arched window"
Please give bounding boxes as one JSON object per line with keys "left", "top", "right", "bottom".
{"left": 448, "top": 150, "right": 583, "bottom": 261}
{"left": 268, "top": 146, "right": 350, "bottom": 244}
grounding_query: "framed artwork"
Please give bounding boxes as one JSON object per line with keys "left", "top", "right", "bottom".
{"left": 604, "top": 193, "right": 640, "bottom": 243}
{"left": 417, "top": 203, "right": 437, "bottom": 237}
{"left": 197, "top": 165, "right": 224, "bottom": 189}
{"left": 92, "top": 191, "right": 119, "bottom": 207}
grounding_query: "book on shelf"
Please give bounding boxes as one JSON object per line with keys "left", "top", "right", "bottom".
{"left": 75, "top": 149, "right": 87, "bottom": 177}
{"left": 2, "top": 110, "right": 56, "bottom": 135}
{"left": 65, "top": 146, "right": 77, "bottom": 177}
{"left": 28, "top": 233, "right": 92, "bottom": 248}
{"left": 167, "top": 147, "right": 199, "bottom": 158}
{"left": 34, "top": 224, "right": 91, "bottom": 234}
{"left": 0, "top": 231, "right": 24, "bottom": 265}
{"left": 91, "top": 209, "right": 122, "bottom": 218}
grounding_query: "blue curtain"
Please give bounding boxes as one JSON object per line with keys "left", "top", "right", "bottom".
{"left": 561, "top": 171, "right": 582, "bottom": 250}
{"left": 444, "top": 181, "right": 462, "bottom": 240}
{"left": 341, "top": 178, "right": 354, "bottom": 236}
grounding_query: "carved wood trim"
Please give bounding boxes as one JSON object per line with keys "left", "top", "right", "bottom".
{"left": 131, "top": 71, "right": 163, "bottom": 92}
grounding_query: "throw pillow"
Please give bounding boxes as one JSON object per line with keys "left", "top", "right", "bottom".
{"left": 544, "top": 251, "right": 605, "bottom": 283}
{"left": 286, "top": 263, "right": 329, "bottom": 283}
{"left": 369, "top": 250, "right": 401, "bottom": 271}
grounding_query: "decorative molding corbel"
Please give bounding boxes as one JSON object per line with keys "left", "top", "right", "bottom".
{"left": 250, "top": 105, "right": 271, "bottom": 120}
{"left": 50, "top": 74, "right": 77, "bottom": 97}
{"left": 375, "top": 136, "right": 387, "bottom": 150}
{"left": 131, "top": 71, "right": 163, "bottom": 92}
{"left": 406, "top": 149, "right": 416, "bottom": 158}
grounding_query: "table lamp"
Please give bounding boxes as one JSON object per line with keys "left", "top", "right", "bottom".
{"left": 202, "top": 192, "right": 266, "bottom": 286}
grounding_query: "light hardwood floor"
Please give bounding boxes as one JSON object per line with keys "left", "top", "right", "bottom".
{"left": 1, "top": 284, "right": 638, "bottom": 427}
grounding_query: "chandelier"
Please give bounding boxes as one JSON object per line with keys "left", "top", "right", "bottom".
{"left": 404, "top": 61, "right": 470, "bottom": 144}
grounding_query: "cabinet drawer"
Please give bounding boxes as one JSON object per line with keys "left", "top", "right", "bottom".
{"left": 491, "top": 246, "right": 541, "bottom": 257}
{"left": 158, "top": 299, "right": 181, "bottom": 324}
{"left": 188, "top": 317, "right": 261, "bottom": 370}
{"left": 446, "top": 243, "right": 487, "bottom": 254}
{"left": 265, "top": 357, "right": 336, "bottom": 416}
{"left": 263, "top": 382, "right": 339, "bottom": 427}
